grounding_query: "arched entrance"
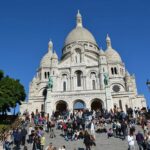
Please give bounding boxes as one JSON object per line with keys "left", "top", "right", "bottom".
{"left": 91, "top": 99, "right": 103, "bottom": 111}
{"left": 73, "top": 100, "right": 85, "bottom": 110}
{"left": 56, "top": 100, "right": 67, "bottom": 112}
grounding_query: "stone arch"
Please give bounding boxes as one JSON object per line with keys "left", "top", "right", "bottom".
{"left": 55, "top": 100, "right": 68, "bottom": 112}
{"left": 90, "top": 98, "right": 104, "bottom": 111}
{"left": 71, "top": 44, "right": 84, "bottom": 54}
{"left": 73, "top": 99, "right": 86, "bottom": 110}
{"left": 38, "top": 87, "right": 47, "bottom": 96}
{"left": 87, "top": 70, "right": 98, "bottom": 77}
{"left": 59, "top": 71, "right": 70, "bottom": 77}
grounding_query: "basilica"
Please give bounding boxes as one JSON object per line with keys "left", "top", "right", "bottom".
{"left": 20, "top": 11, "right": 147, "bottom": 115}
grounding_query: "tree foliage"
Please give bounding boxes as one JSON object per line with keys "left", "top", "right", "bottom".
{"left": 0, "top": 70, "right": 26, "bottom": 114}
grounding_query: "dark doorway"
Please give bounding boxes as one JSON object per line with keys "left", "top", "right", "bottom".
{"left": 91, "top": 99, "right": 103, "bottom": 111}
{"left": 55, "top": 101, "right": 67, "bottom": 118}
{"left": 56, "top": 101, "right": 67, "bottom": 112}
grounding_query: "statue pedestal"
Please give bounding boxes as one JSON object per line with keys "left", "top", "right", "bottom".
{"left": 45, "top": 89, "right": 53, "bottom": 117}
{"left": 105, "top": 86, "right": 113, "bottom": 111}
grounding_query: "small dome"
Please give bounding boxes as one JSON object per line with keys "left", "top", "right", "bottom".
{"left": 99, "top": 48, "right": 105, "bottom": 55}
{"left": 105, "top": 48, "right": 122, "bottom": 63}
{"left": 105, "top": 34, "right": 122, "bottom": 63}
{"left": 40, "top": 52, "right": 51, "bottom": 67}
{"left": 52, "top": 51, "right": 58, "bottom": 59}
{"left": 64, "top": 27, "right": 97, "bottom": 46}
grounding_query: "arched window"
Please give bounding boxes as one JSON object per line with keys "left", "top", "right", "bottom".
{"left": 119, "top": 100, "right": 122, "bottom": 110}
{"left": 63, "top": 81, "right": 66, "bottom": 91}
{"left": 111, "top": 68, "right": 114, "bottom": 75}
{"left": 47, "top": 72, "right": 50, "bottom": 78}
{"left": 92, "top": 80, "right": 96, "bottom": 90}
{"left": 114, "top": 67, "right": 117, "bottom": 74}
{"left": 76, "top": 70, "right": 82, "bottom": 87}
{"left": 44, "top": 72, "right": 47, "bottom": 79}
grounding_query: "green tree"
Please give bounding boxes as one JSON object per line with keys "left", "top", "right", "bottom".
{"left": 0, "top": 70, "right": 26, "bottom": 114}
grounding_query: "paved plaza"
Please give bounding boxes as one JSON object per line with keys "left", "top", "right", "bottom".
{"left": 25, "top": 127, "right": 130, "bottom": 150}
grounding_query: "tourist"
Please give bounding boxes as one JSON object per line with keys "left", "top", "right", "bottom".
{"left": 121, "top": 120, "right": 127, "bottom": 140}
{"left": 136, "top": 131, "right": 144, "bottom": 150}
{"left": 21, "top": 127, "right": 27, "bottom": 146}
{"left": 41, "top": 133, "right": 46, "bottom": 150}
{"left": 28, "top": 124, "right": 33, "bottom": 143}
{"left": 127, "top": 128, "right": 135, "bottom": 150}
{"left": 84, "top": 130, "right": 91, "bottom": 150}
{"left": 47, "top": 120, "right": 51, "bottom": 132}
{"left": 45, "top": 142, "right": 53, "bottom": 150}
{"left": 50, "top": 128, "right": 56, "bottom": 138}
{"left": 32, "top": 135, "right": 41, "bottom": 150}
{"left": 107, "top": 128, "right": 113, "bottom": 138}
{"left": 3, "top": 131, "right": 12, "bottom": 150}
{"left": 90, "top": 120, "right": 95, "bottom": 139}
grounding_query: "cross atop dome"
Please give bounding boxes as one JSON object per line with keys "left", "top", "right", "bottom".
{"left": 76, "top": 10, "right": 83, "bottom": 27}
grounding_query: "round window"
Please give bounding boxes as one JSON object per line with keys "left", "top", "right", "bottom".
{"left": 112, "top": 85, "right": 120, "bottom": 92}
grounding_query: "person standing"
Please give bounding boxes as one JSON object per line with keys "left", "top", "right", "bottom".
{"left": 90, "top": 120, "right": 95, "bottom": 139}
{"left": 121, "top": 120, "right": 127, "bottom": 140}
{"left": 84, "top": 130, "right": 91, "bottom": 150}
{"left": 40, "top": 133, "right": 45, "bottom": 150}
{"left": 21, "top": 127, "right": 27, "bottom": 146}
{"left": 28, "top": 125, "right": 33, "bottom": 143}
{"left": 136, "top": 131, "right": 144, "bottom": 150}
{"left": 15, "top": 129, "right": 22, "bottom": 150}
{"left": 127, "top": 129, "right": 135, "bottom": 150}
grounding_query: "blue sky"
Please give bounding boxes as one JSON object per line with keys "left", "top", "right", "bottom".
{"left": 0, "top": 0, "right": 150, "bottom": 106}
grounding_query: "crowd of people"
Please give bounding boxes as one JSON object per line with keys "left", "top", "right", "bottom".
{"left": 2, "top": 106, "right": 150, "bottom": 150}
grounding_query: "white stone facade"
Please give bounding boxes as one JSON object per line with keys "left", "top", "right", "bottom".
{"left": 20, "top": 11, "right": 147, "bottom": 115}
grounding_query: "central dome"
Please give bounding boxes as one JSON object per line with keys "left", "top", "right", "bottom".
{"left": 64, "top": 27, "right": 97, "bottom": 46}
{"left": 64, "top": 11, "right": 97, "bottom": 47}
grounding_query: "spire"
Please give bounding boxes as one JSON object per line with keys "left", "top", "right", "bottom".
{"left": 76, "top": 10, "right": 83, "bottom": 27}
{"left": 106, "top": 34, "right": 112, "bottom": 48}
{"left": 48, "top": 40, "right": 53, "bottom": 51}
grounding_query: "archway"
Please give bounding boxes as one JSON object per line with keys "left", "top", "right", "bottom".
{"left": 91, "top": 99, "right": 103, "bottom": 111}
{"left": 73, "top": 100, "right": 85, "bottom": 110}
{"left": 56, "top": 100, "right": 67, "bottom": 112}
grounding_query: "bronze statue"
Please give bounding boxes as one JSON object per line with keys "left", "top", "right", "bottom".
{"left": 104, "top": 73, "right": 109, "bottom": 86}
{"left": 48, "top": 76, "right": 53, "bottom": 90}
